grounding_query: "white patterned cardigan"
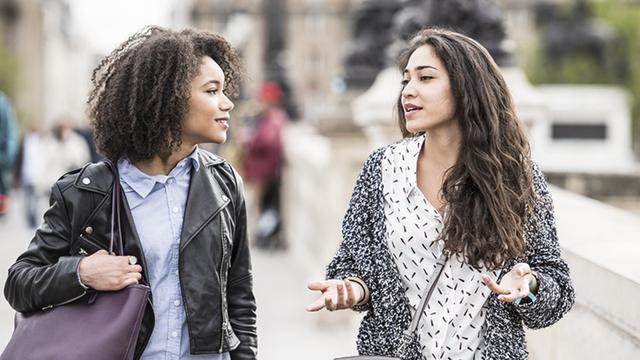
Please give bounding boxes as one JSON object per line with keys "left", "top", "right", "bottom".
{"left": 326, "top": 146, "right": 575, "bottom": 360}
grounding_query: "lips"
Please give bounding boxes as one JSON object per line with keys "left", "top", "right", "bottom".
{"left": 403, "top": 103, "right": 423, "bottom": 116}
{"left": 215, "top": 117, "right": 229, "bottom": 129}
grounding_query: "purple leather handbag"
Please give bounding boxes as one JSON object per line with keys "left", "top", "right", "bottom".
{"left": 1, "top": 161, "right": 150, "bottom": 360}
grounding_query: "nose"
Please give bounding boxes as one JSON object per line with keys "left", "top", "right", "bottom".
{"left": 220, "top": 93, "right": 234, "bottom": 112}
{"left": 401, "top": 79, "right": 417, "bottom": 99}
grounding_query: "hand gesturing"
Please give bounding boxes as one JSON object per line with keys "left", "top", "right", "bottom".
{"left": 306, "top": 279, "right": 363, "bottom": 312}
{"left": 482, "top": 263, "right": 538, "bottom": 303}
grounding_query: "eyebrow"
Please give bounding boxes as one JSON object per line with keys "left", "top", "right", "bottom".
{"left": 403, "top": 65, "right": 438, "bottom": 74}
{"left": 202, "top": 79, "right": 222, "bottom": 87}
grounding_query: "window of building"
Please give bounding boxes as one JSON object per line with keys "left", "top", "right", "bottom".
{"left": 551, "top": 123, "right": 607, "bottom": 140}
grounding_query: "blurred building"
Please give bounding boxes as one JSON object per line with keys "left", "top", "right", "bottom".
{"left": 0, "top": 0, "right": 93, "bottom": 128}
{"left": 0, "top": 0, "right": 45, "bottom": 124}
{"left": 40, "top": 0, "right": 93, "bottom": 127}
{"left": 179, "top": 0, "right": 354, "bottom": 121}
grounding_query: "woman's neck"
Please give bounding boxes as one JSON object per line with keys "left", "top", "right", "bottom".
{"left": 422, "top": 122, "right": 462, "bottom": 169}
{"left": 133, "top": 144, "right": 197, "bottom": 176}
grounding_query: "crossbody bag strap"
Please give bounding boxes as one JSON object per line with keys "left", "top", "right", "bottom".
{"left": 398, "top": 253, "right": 448, "bottom": 355}
{"left": 408, "top": 253, "right": 448, "bottom": 333}
{"left": 105, "top": 159, "right": 124, "bottom": 256}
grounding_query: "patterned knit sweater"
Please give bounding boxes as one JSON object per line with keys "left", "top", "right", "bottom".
{"left": 326, "top": 146, "right": 575, "bottom": 360}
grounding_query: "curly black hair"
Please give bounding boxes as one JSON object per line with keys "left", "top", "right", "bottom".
{"left": 88, "top": 26, "right": 243, "bottom": 162}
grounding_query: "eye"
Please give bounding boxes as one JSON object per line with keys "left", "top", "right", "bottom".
{"left": 401, "top": 79, "right": 409, "bottom": 86}
{"left": 420, "top": 76, "right": 434, "bottom": 81}
{"left": 207, "top": 89, "right": 218, "bottom": 95}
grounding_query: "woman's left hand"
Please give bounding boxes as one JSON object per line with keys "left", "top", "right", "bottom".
{"left": 481, "top": 263, "right": 538, "bottom": 303}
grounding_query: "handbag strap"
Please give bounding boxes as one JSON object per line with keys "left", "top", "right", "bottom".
{"left": 105, "top": 160, "right": 124, "bottom": 256}
{"left": 397, "top": 252, "right": 448, "bottom": 357}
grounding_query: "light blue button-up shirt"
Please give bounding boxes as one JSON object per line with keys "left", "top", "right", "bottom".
{"left": 118, "top": 149, "right": 230, "bottom": 360}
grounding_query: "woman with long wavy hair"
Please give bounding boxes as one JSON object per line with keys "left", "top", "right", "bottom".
{"left": 307, "top": 28, "right": 574, "bottom": 359}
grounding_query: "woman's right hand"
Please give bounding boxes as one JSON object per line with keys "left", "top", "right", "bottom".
{"left": 78, "top": 250, "right": 143, "bottom": 291}
{"left": 306, "top": 279, "right": 363, "bottom": 312}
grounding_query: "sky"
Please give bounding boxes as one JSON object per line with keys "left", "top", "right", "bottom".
{"left": 68, "top": 0, "right": 177, "bottom": 54}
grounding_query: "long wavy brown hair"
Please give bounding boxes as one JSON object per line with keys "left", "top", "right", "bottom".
{"left": 88, "top": 26, "right": 243, "bottom": 162}
{"left": 396, "top": 28, "right": 536, "bottom": 270}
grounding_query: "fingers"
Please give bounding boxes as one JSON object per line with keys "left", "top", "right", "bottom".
{"left": 118, "top": 256, "right": 132, "bottom": 266}
{"left": 344, "top": 280, "right": 358, "bottom": 306}
{"left": 93, "top": 249, "right": 109, "bottom": 256}
{"left": 513, "top": 263, "right": 531, "bottom": 277}
{"left": 336, "top": 282, "right": 345, "bottom": 308}
{"left": 307, "top": 281, "right": 330, "bottom": 292}
{"left": 120, "top": 277, "right": 139, "bottom": 289}
{"left": 306, "top": 297, "right": 326, "bottom": 312}
{"left": 324, "top": 292, "right": 335, "bottom": 311}
{"left": 306, "top": 279, "right": 333, "bottom": 312}
{"left": 498, "top": 276, "right": 532, "bottom": 303}
{"left": 306, "top": 279, "right": 355, "bottom": 312}
{"left": 497, "top": 286, "right": 527, "bottom": 302}
{"left": 127, "top": 272, "right": 143, "bottom": 281}
{"left": 481, "top": 274, "right": 509, "bottom": 295}
{"left": 497, "top": 292, "right": 517, "bottom": 302}
{"left": 127, "top": 265, "right": 143, "bottom": 273}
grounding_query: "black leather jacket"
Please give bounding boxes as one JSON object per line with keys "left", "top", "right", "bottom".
{"left": 4, "top": 149, "right": 257, "bottom": 359}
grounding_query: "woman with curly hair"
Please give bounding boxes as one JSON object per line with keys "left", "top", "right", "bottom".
{"left": 307, "top": 28, "right": 574, "bottom": 359}
{"left": 4, "top": 26, "right": 257, "bottom": 359}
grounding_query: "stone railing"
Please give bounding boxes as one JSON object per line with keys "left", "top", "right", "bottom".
{"left": 527, "top": 187, "right": 640, "bottom": 359}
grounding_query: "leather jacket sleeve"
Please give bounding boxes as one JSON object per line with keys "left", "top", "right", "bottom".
{"left": 4, "top": 180, "right": 87, "bottom": 313}
{"left": 227, "top": 170, "right": 258, "bottom": 360}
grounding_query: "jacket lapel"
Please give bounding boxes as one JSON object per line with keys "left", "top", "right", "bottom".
{"left": 179, "top": 159, "right": 230, "bottom": 251}
{"left": 72, "top": 161, "right": 151, "bottom": 286}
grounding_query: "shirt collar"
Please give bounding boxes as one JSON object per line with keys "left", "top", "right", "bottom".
{"left": 397, "top": 134, "right": 426, "bottom": 197}
{"left": 117, "top": 147, "right": 200, "bottom": 199}
{"left": 184, "top": 147, "right": 201, "bottom": 172}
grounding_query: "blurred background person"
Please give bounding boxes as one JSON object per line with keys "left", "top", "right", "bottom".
{"left": 75, "top": 124, "right": 102, "bottom": 163}
{"left": 13, "top": 122, "right": 46, "bottom": 229}
{"left": 0, "top": 90, "right": 19, "bottom": 219}
{"left": 243, "top": 81, "right": 288, "bottom": 250}
{"left": 40, "top": 117, "right": 91, "bottom": 193}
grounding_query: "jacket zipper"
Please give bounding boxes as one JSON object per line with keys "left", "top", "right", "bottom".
{"left": 79, "top": 233, "right": 108, "bottom": 251}
{"left": 219, "top": 227, "right": 229, "bottom": 352}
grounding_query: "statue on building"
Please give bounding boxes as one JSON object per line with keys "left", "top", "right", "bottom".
{"left": 344, "top": 0, "right": 514, "bottom": 90}
{"left": 342, "top": 0, "right": 403, "bottom": 89}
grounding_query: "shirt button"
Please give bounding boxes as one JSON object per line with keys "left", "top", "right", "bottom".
{"left": 82, "top": 177, "right": 91, "bottom": 185}
{"left": 174, "top": 300, "right": 181, "bottom": 306}
{"left": 167, "top": 178, "right": 174, "bottom": 184}
{"left": 172, "top": 207, "right": 179, "bottom": 213}
{"left": 171, "top": 331, "right": 178, "bottom": 338}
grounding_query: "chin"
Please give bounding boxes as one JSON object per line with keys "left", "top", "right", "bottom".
{"left": 195, "top": 132, "right": 227, "bottom": 145}
{"left": 405, "top": 121, "right": 427, "bottom": 134}
{"left": 211, "top": 134, "right": 227, "bottom": 144}
{"left": 406, "top": 117, "right": 448, "bottom": 133}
